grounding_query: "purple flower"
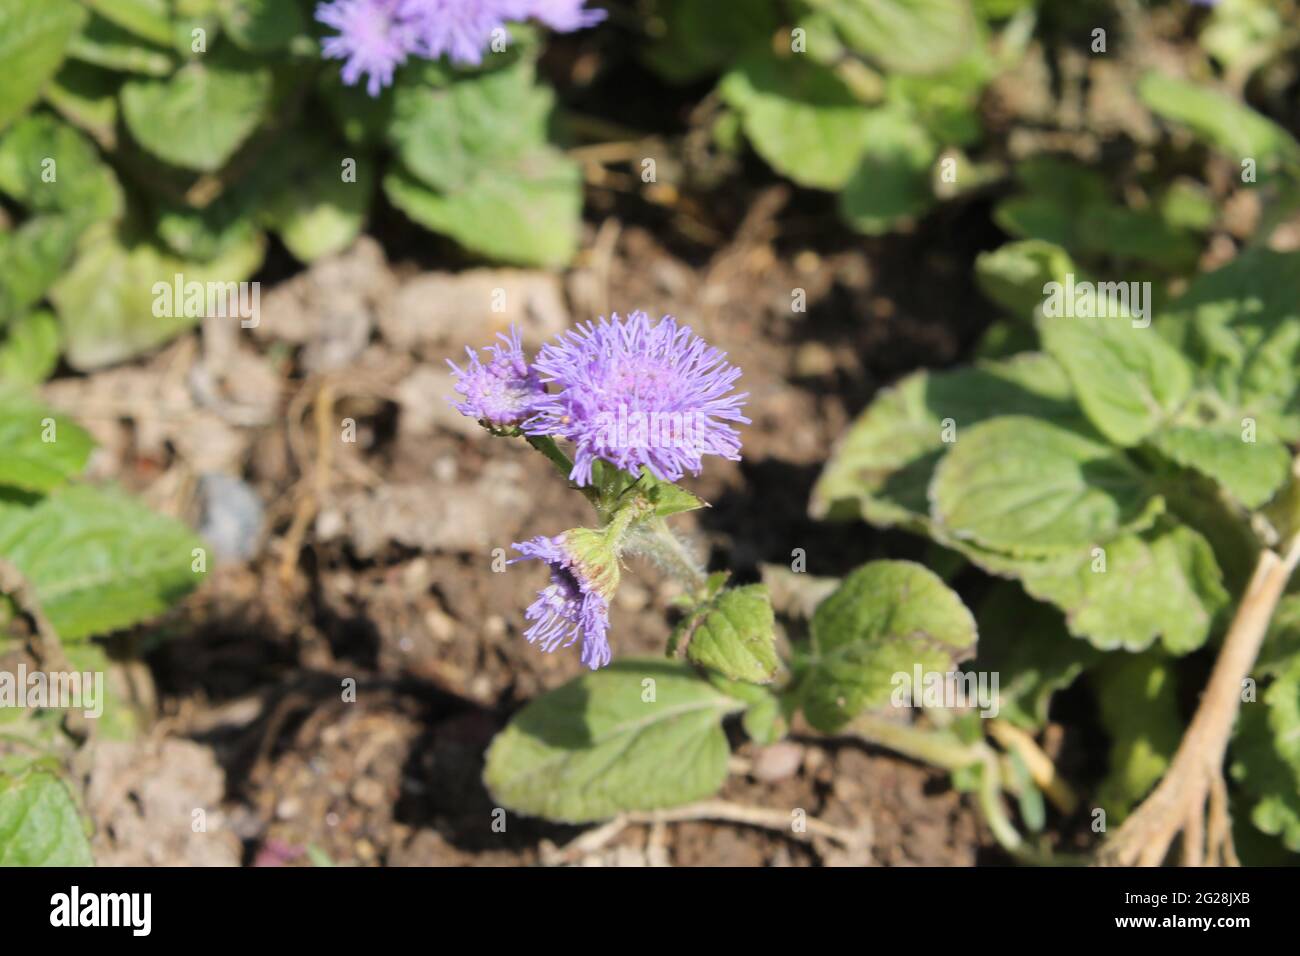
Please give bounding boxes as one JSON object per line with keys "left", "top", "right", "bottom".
{"left": 512, "top": 531, "right": 619, "bottom": 669}
{"left": 525, "top": 311, "right": 749, "bottom": 487}
{"left": 501, "top": 0, "right": 607, "bottom": 31}
{"left": 447, "top": 325, "right": 546, "bottom": 428}
{"left": 400, "top": 0, "right": 511, "bottom": 66}
{"left": 316, "top": 0, "right": 422, "bottom": 96}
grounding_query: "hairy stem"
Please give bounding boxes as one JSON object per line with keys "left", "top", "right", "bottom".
{"left": 626, "top": 517, "right": 709, "bottom": 593}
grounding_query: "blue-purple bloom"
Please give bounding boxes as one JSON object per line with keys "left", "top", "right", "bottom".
{"left": 317, "top": 0, "right": 606, "bottom": 94}
{"left": 512, "top": 532, "right": 615, "bottom": 669}
{"left": 316, "top": 0, "right": 422, "bottom": 97}
{"left": 447, "top": 326, "right": 546, "bottom": 427}
{"left": 525, "top": 311, "right": 750, "bottom": 487}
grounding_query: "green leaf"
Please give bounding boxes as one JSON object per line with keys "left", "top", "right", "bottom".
{"left": 975, "top": 240, "right": 1080, "bottom": 323}
{"left": 643, "top": 0, "right": 780, "bottom": 84}
{"left": 260, "top": 148, "right": 373, "bottom": 263}
{"left": 839, "top": 106, "right": 937, "bottom": 235}
{"left": 387, "top": 59, "right": 556, "bottom": 194}
{"left": 1038, "top": 311, "right": 1192, "bottom": 447}
{"left": 1020, "top": 521, "right": 1227, "bottom": 654}
{"left": 0, "top": 214, "right": 83, "bottom": 318}
{"left": 672, "top": 584, "right": 778, "bottom": 684}
{"left": 811, "top": 353, "right": 1082, "bottom": 528}
{"left": 49, "top": 225, "right": 265, "bottom": 370}
{"left": 1155, "top": 248, "right": 1300, "bottom": 442}
{"left": 121, "top": 50, "right": 272, "bottom": 172}
{"left": 0, "top": 0, "right": 86, "bottom": 133}
{"left": 483, "top": 660, "right": 742, "bottom": 823}
{"left": 1232, "top": 660, "right": 1300, "bottom": 852}
{"left": 974, "top": 583, "right": 1098, "bottom": 729}
{"left": 383, "top": 158, "right": 581, "bottom": 268}
{"left": 1139, "top": 72, "right": 1300, "bottom": 174}
{"left": 719, "top": 51, "right": 870, "bottom": 190}
{"left": 0, "top": 384, "right": 93, "bottom": 492}
{"left": 67, "top": 13, "right": 175, "bottom": 76}
{"left": 741, "top": 694, "right": 784, "bottom": 745}
{"left": 0, "top": 114, "right": 123, "bottom": 224}
{"left": 1147, "top": 424, "right": 1290, "bottom": 510}
{"left": 0, "top": 484, "right": 205, "bottom": 641}
{"left": 0, "top": 758, "right": 93, "bottom": 866}
{"left": 809, "top": 0, "right": 977, "bottom": 75}
{"left": 82, "top": 0, "right": 173, "bottom": 46}
{"left": 1095, "top": 653, "right": 1182, "bottom": 822}
{"left": 43, "top": 61, "right": 122, "bottom": 144}
{"left": 802, "top": 560, "right": 977, "bottom": 732}
{"left": 930, "top": 416, "right": 1161, "bottom": 555}
{"left": 0, "top": 310, "right": 61, "bottom": 386}
{"left": 221, "top": 0, "right": 307, "bottom": 52}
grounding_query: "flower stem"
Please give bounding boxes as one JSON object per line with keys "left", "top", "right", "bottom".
{"left": 524, "top": 434, "right": 599, "bottom": 508}
{"left": 627, "top": 517, "right": 709, "bottom": 594}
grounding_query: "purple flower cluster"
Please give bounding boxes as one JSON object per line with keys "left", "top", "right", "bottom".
{"left": 316, "top": 0, "right": 606, "bottom": 96}
{"left": 528, "top": 311, "right": 750, "bottom": 487}
{"left": 447, "top": 326, "right": 546, "bottom": 428}
{"left": 451, "top": 312, "right": 748, "bottom": 668}
{"left": 511, "top": 533, "right": 612, "bottom": 669}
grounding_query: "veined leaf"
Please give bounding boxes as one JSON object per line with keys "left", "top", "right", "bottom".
{"left": 483, "top": 660, "right": 742, "bottom": 823}
{"left": 808, "top": 0, "right": 977, "bottom": 75}
{"left": 0, "top": 484, "right": 205, "bottom": 640}
{"left": 720, "top": 50, "right": 871, "bottom": 190}
{"left": 0, "top": 757, "right": 93, "bottom": 866}
{"left": 1038, "top": 310, "right": 1192, "bottom": 447}
{"left": 0, "top": 0, "right": 86, "bottom": 133}
{"left": 929, "top": 416, "right": 1161, "bottom": 555}
{"left": 802, "top": 560, "right": 977, "bottom": 732}
{"left": 672, "top": 584, "right": 778, "bottom": 684}
{"left": 811, "top": 352, "right": 1081, "bottom": 528}
{"left": 1020, "top": 521, "right": 1228, "bottom": 654}
{"left": 1095, "top": 653, "right": 1181, "bottom": 822}
{"left": 120, "top": 51, "right": 272, "bottom": 172}
{"left": 1147, "top": 423, "right": 1291, "bottom": 510}
{"left": 0, "top": 385, "right": 93, "bottom": 492}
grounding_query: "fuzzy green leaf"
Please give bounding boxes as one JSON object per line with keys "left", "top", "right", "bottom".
{"left": 0, "top": 757, "right": 93, "bottom": 866}
{"left": 1139, "top": 72, "right": 1300, "bottom": 173}
{"left": 0, "top": 114, "right": 123, "bottom": 224}
{"left": 0, "top": 0, "right": 86, "bottom": 133}
{"left": 0, "top": 484, "right": 205, "bottom": 640}
{"left": 930, "top": 416, "right": 1161, "bottom": 555}
{"left": 1038, "top": 311, "right": 1192, "bottom": 447}
{"left": 383, "top": 157, "right": 581, "bottom": 268}
{"left": 49, "top": 225, "right": 265, "bottom": 370}
{"left": 1147, "top": 424, "right": 1291, "bottom": 509}
{"left": 1020, "top": 521, "right": 1228, "bottom": 655}
{"left": 673, "top": 584, "right": 778, "bottom": 684}
{"left": 839, "top": 106, "right": 937, "bottom": 234}
{"left": 975, "top": 240, "right": 1081, "bottom": 323}
{"left": 0, "top": 385, "right": 93, "bottom": 492}
{"left": 719, "top": 51, "right": 870, "bottom": 190}
{"left": 974, "top": 583, "right": 1098, "bottom": 730}
{"left": 0, "top": 311, "right": 61, "bottom": 387}
{"left": 483, "top": 660, "right": 742, "bottom": 823}
{"left": 811, "top": 353, "right": 1082, "bottom": 528}
{"left": 808, "top": 0, "right": 977, "bottom": 75}
{"left": 802, "top": 560, "right": 977, "bottom": 732}
{"left": 121, "top": 51, "right": 272, "bottom": 172}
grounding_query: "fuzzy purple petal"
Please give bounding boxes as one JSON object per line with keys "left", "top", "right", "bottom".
{"left": 316, "top": 0, "right": 422, "bottom": 96}
{"left": 523, "top": 311, "right": 749, "bottom": 486}
{"left": 511, "top": 534, "right": 612, "bottom": 669}
{"left": 447, "top": 326, "right": 546, "bottom": 427}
